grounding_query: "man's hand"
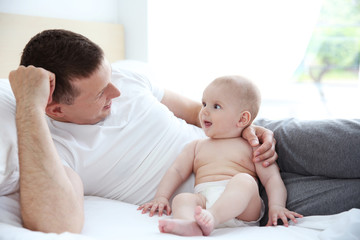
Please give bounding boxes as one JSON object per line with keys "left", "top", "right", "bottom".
{"left": 9, "top": 65, "right": 56, "bottom": 109}
{"left": 242, "top": 125, "right": 277, "bottom": 167}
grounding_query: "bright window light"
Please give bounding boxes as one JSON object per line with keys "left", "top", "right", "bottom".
{"left": 148, "top": 0, "right": 360, "bottom": 120}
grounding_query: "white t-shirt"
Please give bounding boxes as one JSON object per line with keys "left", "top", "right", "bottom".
{"left": 46, "top": 67, "right": 205, "bottom": 205}
{"left": 0, "top": 79, "right": 19, "bottom": 196}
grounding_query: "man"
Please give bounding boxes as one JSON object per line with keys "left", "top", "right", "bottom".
{"left": 8, "top": 29, "right": 277, "bottom": 233}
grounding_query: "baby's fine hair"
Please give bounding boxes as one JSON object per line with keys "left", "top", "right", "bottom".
{"left": 213, "top": 75, "right": 261, "bottom": 122}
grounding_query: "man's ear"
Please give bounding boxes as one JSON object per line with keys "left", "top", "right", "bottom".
{"left": 45, "top": 102, "right": 64, "bottom": 118}
{"left": 237, "top": 111, "right": 251, "bottom": 127}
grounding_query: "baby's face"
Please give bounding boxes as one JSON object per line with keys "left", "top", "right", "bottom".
{"left": 199, "top": 83, "right": 243, "bottom": 139}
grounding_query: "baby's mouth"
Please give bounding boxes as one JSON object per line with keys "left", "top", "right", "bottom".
{"left": 203, "top": 120, "right": 212, "bottom": 127}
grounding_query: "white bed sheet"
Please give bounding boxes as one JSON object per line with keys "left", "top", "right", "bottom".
{"left": 0, "top": 194, "right": 359, "bottom": 240}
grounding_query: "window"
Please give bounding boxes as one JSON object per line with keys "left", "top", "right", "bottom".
{"left": 148, "top": 0, "right": 359, "bottom": 119}
{"left": 293, "top": 0, "right": 360, "bottom": 119}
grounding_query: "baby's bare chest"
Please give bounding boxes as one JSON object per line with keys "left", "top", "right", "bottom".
{"left": 193, "top": 138, "right": 254, "bottom": 172}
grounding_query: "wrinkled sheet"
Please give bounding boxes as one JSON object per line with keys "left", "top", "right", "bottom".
{"left": 1, "top": 195, "right": 359, "bottom": 240}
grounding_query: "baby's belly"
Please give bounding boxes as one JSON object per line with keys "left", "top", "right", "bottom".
{"left": 195, "top": 171, "right": 257, "bottom": 186}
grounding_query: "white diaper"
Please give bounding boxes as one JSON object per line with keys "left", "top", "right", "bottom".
{"left": 194, "top": 180, "right": 265, "bottom": 228}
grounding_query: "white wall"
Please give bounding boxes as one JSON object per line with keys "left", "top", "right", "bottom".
{"left": 0, "top": 0, "right": 148, "bottom": 61}
{"left": 117, "top": 0, "right": 148, "bottom": 61}
{"left": 0, "top": 0, "right": 119, "bottom": 22}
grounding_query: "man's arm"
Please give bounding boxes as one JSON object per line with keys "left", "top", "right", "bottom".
{"left": 10, "top": 66, "right": 84, "bottom": 233}
{"left": 161, "top": 89, "right": 202, "bottom": 127}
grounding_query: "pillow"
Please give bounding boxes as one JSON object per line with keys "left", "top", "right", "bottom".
{"left": 111, "top": 60, "right": 151, "bottom": 77}
{"left": 255, "top": 118, "right": 360, "bottom": 178}
{"left": 0, "top": 79, "right": 19, "bottom": 196}
{"left": 255, "top": 118, "right": 360, "bottom": 225}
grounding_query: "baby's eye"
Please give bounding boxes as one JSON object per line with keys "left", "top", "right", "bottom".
{"left": 214, "top": 104, "right": 221, "bottom": 109}
{"left": 202, "top": 102, "right": 206, "bottom": 107}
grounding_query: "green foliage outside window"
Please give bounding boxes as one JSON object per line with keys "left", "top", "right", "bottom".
{"left": 296, "top": 0, "right": 360, "bottom": 83}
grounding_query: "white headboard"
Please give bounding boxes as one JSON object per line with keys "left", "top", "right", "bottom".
{"left": 0, "top": 12, "right": 125, "bottom": 78}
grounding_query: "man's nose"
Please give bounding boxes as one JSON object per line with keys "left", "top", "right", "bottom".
{"left": 109, "top": 83, "right": 120, "bottom": 98}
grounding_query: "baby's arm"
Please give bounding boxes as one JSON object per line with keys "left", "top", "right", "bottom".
{"left": 138, "top": 140, "right": 197, "bottom": 217}
{"left": 255, "top": 162, "right": 303, "bottom": 226}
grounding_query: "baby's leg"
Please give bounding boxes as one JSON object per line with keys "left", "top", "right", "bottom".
{"left": 159, "top": 192, "right": 205, "bottom": 236}
{"left": 195, "top": 173, "right": 262, "bottom": 235}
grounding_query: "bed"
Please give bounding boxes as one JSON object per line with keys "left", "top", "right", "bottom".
{"left": 0, "top": 13, "right": 359, "bottom": 240}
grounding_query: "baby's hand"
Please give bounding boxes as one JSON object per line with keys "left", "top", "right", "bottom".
{"left": 266, "top": 205, "right": 303, "bottom": 227}
{"left": 137, "top": 196, "right": 171, "bottom": 217}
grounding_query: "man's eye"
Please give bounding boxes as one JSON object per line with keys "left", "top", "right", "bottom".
{"left": 214, "top": 104, "right": 221, "bottom": 109}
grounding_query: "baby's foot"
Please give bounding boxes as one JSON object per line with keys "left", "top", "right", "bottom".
{"left": 158, "top": 219, "right": 203, "bottom": 236}
{"left": 194, "top": 206, "right": 215, "bottom": 236}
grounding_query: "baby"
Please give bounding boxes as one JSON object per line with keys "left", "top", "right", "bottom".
{"left": 138, "top": 75, "right": 302, "bottom": 236}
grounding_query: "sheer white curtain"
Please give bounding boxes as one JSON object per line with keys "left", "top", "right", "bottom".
{"left": 147, "top": 0, "right": 323, "bottom": 118}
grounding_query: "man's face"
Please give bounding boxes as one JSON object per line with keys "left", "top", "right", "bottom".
{"left": 58, "top": 58, "right": 120, "bottom": 124}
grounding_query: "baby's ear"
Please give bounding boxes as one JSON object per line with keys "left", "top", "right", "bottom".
{"left": 237, "top": 111, "right": 251, "bottom": 127}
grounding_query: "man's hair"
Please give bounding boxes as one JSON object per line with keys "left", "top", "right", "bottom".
{"left": 20, "top": 29, "right": 104, "bottom": 104}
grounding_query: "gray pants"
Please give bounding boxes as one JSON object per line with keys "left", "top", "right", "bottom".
{"left": 255, "top": 118, "right": 360, "bottom": 226}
